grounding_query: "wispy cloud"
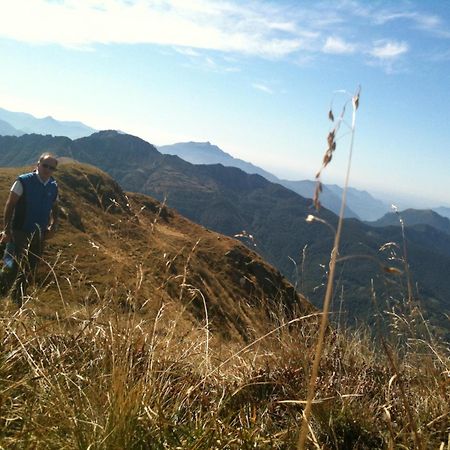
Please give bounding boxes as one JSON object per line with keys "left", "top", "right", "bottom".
{"left": 0, "top": 0, "right": 307, "bottom": 58}
{"left": 366, "top": 6, "right": 450, "bottom": 38}
{"left": 252, "top": 83, "right": 273, "bottom": 94}
{"left": 174, "top": 47, "right": 201, "bottom": 57}
{"left": 372, "top": 10, "right": 440, "bottom": 31}
{"left": 178, "top": 51, "right": 241, "bottom": 74}
{"left": 0, "top": 0, "right": 448, "bottom": 70}
{"left": 370, "top": 40, "right": 409, "bottom": 59}
{"left": 323, "top": 36, "right": 356, "bottom": 54}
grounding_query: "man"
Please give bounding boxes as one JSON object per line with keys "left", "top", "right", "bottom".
{"left": 0, "top": 152, "right": 59, "bottom": 305}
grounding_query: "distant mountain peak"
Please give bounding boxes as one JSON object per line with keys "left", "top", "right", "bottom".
{"left": 91, "top": 130, "right": 121, "bottom": 138}
{"left": 158, "top": 142, "right": 391, "bottom": 220}
{"left": 180, "top": 141, "right": 219, "bottom": 150}
{"left": 433, "top": 206, "right": 450, "bottom": 220}
{"left": 0, "top": 119, "right": 22, "bottom": 136}
{"left": 0, "top": 107, "right": 96, "bottom": 139}
{"left": 159, "top": 141, "right": 279, "bottom": 183}
{"left": 368, "top": 207, "right": 450, "bottom": 235}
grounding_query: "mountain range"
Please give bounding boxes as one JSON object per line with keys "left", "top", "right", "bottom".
{"left": 1, "top": 131, "right": 449, "bottom": 339}
{"left": 0, "top": 119, "right": 22, "bottom": 136}
{"left": 159, "top": 141, "right": 390, "bottom": 221}
{"left": 433, "top": 206, "right": 450, "bottom": 220}
{"left": 1, "top": 107, "right": 447, "bottom": 221}
{"left": 369, "top": 208, "right": 450, "bottom": 235}
{"left": 0, "top": 107, "right": 96, "bottom": 139}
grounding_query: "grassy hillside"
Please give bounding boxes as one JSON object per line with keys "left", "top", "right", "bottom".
{"left": 0, "top": 163, "right": 310, "bottom": 342}
{"left": 0, "top": 164, "right": 448, "bottom": 448}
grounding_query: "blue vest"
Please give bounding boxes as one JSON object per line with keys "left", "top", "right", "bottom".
{"left": 13, "top": 172, "right": 58, "bottom": 233}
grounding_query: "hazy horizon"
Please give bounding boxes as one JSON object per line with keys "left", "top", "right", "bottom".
{"left": 2, "top": 103, "right": 450, "bottom": 211}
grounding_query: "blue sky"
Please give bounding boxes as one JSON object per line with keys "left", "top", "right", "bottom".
{"left": 1, "top": 0, "right": 450, "bottom": 207}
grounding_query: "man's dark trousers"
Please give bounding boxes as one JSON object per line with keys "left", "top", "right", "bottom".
{"left": 0, "top": 229, "right": 44, "bottom": 305}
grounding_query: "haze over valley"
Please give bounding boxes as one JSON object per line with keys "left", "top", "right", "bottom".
{"left": 2, "top": 106, "right": 448, "bottom": 220}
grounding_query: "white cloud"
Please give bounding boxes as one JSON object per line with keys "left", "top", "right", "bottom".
{"left": 373, "top": 10, "right": 440, "bottom": 29}
{"left": 0, "top": 0, "right": 447, "bottom": 68}
{"left": 177, "top": 50, "right": 241, "bottom": 75}
{"left": 370, "top": 8, "right": 450, "bottom": 38}
{"left": 174, "top": 47, "right": 201, "bottom": 57}
{"left": 252, "top": 83, "right": 273, "bottom": 94}
{"left": 370, "top": 40, "right": 408, "bottom": 59}
{"left": 0, "top": 0, "right": 306, "bottom": 58}
{"left": 268, "top": 21, "right": 297, "bottom": 33}
{"left": 323, "top": 36, "right": 356, "bottom": 54}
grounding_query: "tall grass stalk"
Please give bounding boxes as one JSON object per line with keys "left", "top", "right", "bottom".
{"left": 298, "top": 87, "right": 360, "bottom": 449}
{"left": 373, "top": 210, "right": 425, "bottom": 450}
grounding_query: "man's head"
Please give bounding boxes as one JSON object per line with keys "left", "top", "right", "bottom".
{"left": 37, "top": 152, "right": 58, "bottom": 181}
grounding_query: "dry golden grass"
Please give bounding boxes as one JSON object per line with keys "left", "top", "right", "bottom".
{"left": 0, "top": 163, "right": 310, "bottom": 343}
{"left": 0, "top": 289, "right": 448, "bottom": 449}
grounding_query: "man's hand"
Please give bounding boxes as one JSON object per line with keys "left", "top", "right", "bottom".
{"left": 0, "top": 230, "right": 12, "bottom": 244}
{"left": 45, "top": 226, "right": 57, "bottom": 240}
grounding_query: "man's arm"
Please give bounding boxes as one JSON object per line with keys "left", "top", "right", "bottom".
{"left": 1, "top": 192, "right": 20, "bottom": 243}
{"left": 49, "top": 200, "right": 59, "bottom": 230}
{"left": 45, "top": 200, "right": 59, "bottom": 240}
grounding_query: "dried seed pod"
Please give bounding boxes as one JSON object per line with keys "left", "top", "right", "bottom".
{"left": 323, "top": 151, "right": 332, "bottom": 167}
{"left": 313, "top": 182, "right": 322, "bottom": 211}
{"left": 353, "top": 87, "right": 361, "bottom": 110}
{"left": 328, "top": 109, "right": 334, "bottom": 121}
{"left": 327, "top": 131, "right": 335, "bottom": 148}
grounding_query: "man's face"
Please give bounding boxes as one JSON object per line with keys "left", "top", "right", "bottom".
{"left": 37, "top": 157, "right": 58, "bottom": 181}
